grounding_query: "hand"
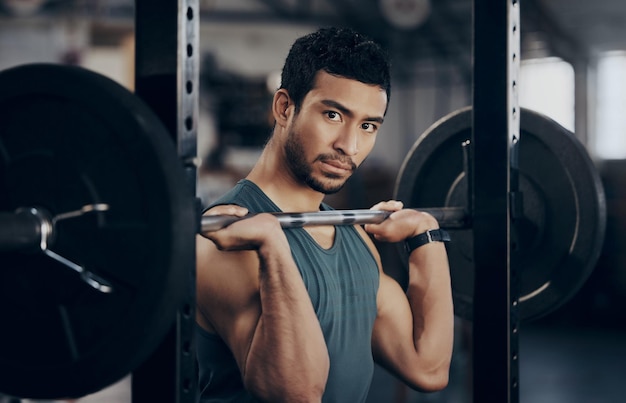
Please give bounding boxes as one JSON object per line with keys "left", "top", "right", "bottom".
{"left": 364, "top": 200, "right": 440, "bottom": 243}
{"left": 202, "top": 205, "right": 285, "bottom": 251}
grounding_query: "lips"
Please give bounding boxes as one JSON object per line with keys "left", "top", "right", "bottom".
{"left": 322, "top": 159, "right": 353, "bottom": 172}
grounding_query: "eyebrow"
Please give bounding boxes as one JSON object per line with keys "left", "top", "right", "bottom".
{"left": 321, "top": 99, "right": 385, "bottom": 124}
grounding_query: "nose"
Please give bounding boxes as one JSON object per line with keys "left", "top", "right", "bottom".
{"left": 333, "top": 126, "right": 359, "bottom": 156}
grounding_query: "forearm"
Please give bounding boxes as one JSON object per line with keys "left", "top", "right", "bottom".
{"left": 406, "top": 242, "right": 454, "bottom": 376}
{"left": 365, "top": 203, "right": 454, "bottom": 390}
{"left": 244, "top": 238, "right": 329, "bottom": 402}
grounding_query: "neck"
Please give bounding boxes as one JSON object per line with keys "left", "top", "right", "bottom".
{"left": 247, "top": 138, "right": 325, "bottom": 213}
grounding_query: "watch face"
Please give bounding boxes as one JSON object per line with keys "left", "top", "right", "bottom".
{"left": 379, "top": 0, "right": 431, "bottom": 29}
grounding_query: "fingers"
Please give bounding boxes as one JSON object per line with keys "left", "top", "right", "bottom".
{"left": 202, "top": 209, "right": 285, "bottom": 252}
{"left": 205, "top": 204, "right": 249, "bottom": 218}
{"left": 202, "top": 204, "right": 254, "bottom": 250}
{"left": 365, "top": 202, "right": 440, "bottom": 243}
{"left": 365, "top": 200, "right": 404, "bottom": 240}
{"left": 369, "top": 200, "right": 404, "bottom": 212}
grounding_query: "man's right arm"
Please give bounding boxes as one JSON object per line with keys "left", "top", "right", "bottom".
{"left": 196, "top": 208, "right": 329, "bottom": 402}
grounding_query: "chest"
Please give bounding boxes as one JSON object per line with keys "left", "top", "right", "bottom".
{"left": 303, "top": 225, "right": 335, "bottom": 249}
{"left": 285, "top": 226, "right": 379, "bottom": 321}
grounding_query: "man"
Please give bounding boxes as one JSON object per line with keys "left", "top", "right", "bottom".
{"left": 196, "top": 27, "right": 454, "bottom": 402}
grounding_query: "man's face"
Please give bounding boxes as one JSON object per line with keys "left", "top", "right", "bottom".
{"left": 283, "top": 71, "right": 388, "bottom": 194}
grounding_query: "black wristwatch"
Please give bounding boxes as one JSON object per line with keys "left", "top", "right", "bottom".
{"left": 404, "top": 229, "right": 451, "bottom": 254}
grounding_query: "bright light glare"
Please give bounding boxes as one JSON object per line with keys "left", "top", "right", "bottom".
{"left": 595, "top": 51, "right": 626, "bottom": 159}
{"left": 519, "top": 58, "right": 575, "bottom": 132}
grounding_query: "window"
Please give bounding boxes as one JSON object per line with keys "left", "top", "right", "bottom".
{"left": 519, "top": 57, "right": 575, "bottom": 132}
{"left": 595, "top": 51, "right": 626, "bottom": 159}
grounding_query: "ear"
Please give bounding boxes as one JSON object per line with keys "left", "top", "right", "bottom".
{"left": 272, "top": 89, "right": 293, "bottom": 128}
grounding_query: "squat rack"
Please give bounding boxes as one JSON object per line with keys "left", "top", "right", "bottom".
{"left": 132, "top": 1, "right": 198, "bottom": 402}
{"left": 472, "top": 0, "right": 521, "bottom": 402}
{"left": 129, "top": 0, "right": 521, "bottom": 402}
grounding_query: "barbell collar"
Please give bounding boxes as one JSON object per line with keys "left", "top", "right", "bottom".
{"left": 200, "top": 206, "right": 468, "bottom": 235}
{"left": 0, "top": 205, "right": 113, "bottom": 293}
{"left": 0, "top": 208, "right": 51, "bottom": 252}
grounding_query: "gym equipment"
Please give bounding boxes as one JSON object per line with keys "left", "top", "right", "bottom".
{"left": 200, "top": 207, "right": 467, "bottom": 232}
{"left": 395, "top": 107, "right": 606, "bottom": 322}
{"left": 0, "top": 63, "right": 606, "bottom": 398}
{"left": 0, "top": 63, "right": 196, "bottom": 399}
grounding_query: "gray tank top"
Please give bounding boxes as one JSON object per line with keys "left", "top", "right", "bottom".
{"left": 197, "top": 179, "right": 380, "bottom": 403}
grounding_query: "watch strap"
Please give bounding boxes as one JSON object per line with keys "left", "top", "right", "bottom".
{"left": 404, "top": 229, "right": 451, "bottom": 254}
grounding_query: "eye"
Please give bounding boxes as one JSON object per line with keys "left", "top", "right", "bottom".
{"left": 325, "top": 111, "right": 342, "bottom": 121}
{"left": 361, "top": 122, "right": 378, "bottom": 133}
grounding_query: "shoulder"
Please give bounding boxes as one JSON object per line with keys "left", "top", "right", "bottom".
{"left": 206, "top": 179, "right": 279, "bottom": 214}
{"left": 204, "top": 180, "right": 250, "bottom": 212}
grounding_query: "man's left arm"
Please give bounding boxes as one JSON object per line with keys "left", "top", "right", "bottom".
{"left": 362, "top": 201, "right": 454, "bottom": 392}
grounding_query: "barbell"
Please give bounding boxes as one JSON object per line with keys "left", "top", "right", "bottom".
{"left": 199, "top": 206, "right": 467, "bottom": 232}
{"left": 0, "top": 63, "right": 606, "bottom": 399}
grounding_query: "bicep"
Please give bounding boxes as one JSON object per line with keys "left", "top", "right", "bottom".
{"left": 372, "top": 272, "right": 416, "bottom": 377}
{"left": 354, "top": 226, "right": 417, "bottom": 374}
{"left": 196, "top": 234, "right": 261, "bottom": 372}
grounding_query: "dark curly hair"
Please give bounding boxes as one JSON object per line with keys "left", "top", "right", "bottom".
{"left": 280, "top": 27, "right": 391, "bottom": 114}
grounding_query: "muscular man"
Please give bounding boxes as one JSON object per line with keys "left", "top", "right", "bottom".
{"left": 196, "top": 26, "right": 454, "bottom": 402}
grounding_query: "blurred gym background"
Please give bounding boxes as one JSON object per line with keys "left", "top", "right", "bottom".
{"left": 1, "top": 1, "right": 625, "bottom": 402}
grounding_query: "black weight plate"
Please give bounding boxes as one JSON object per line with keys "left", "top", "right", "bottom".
{"left": 394, "top": 107, "right": 606, "bottom": 322}
{"left": 0, "top": 64, "right": 196, "bottom": 399}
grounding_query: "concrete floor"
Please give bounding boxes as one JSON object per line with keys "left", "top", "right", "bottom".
{"left": 366, "top": 321, "right": 626, "bottom": 403}
{"left": 2, "top": 320, "right": 625, "bottom": 403}
{"left": 3, "top": 377, "right": 131, "bottom": 403}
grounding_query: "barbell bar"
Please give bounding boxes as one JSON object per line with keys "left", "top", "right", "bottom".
{"left": 199, "top": 206, "right": 468, "bottom": 233}
{"left": 1, "top": 206, "right": 467, "bottom": 253}
{"left": 0, "top": 204, "right": 467, "bottom": 292}
{"left": 0, "top": 207, "right": 469, "bottom": 251}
